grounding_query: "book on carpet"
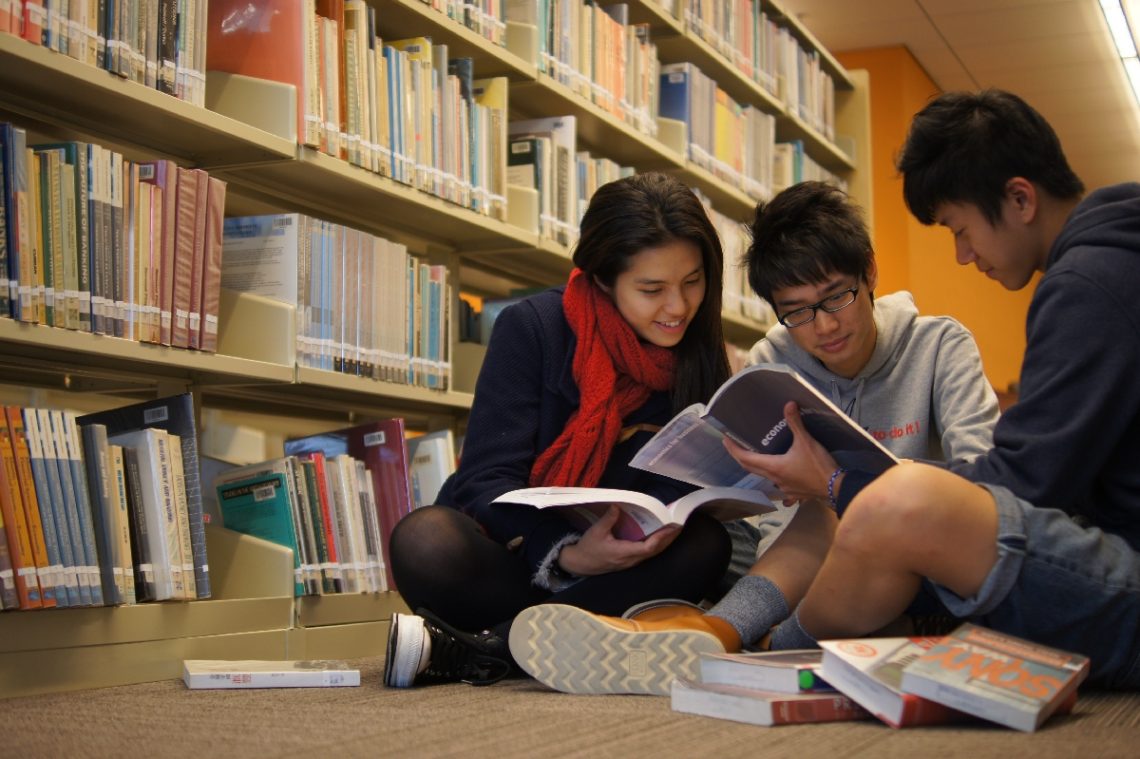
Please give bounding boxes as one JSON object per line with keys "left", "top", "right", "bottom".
{"left": 671, "top": 677, "right": 871, "bottom": 727}
{"left": 819, "top": 636, "right": 968, "bottom": 728}
{"left": 491, "top": 485, "right": 777, "bottom": 541}
{"left": 630, "top": 363, "right": 899, "bottom": 497}
{"left": 699, "top": 649, "right": 835, "bottom": 694}
{"left": 899, "top": 623, "right": 1090, "bottom": 732}
{"left": 182, "top": 659, "right": 361, "bottom": 689}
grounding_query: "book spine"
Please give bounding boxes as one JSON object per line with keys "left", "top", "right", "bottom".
{"left": 171, "top": 166, "right": 195, "bottom": 348}
{"left": 72, "top": 142, "right": 91, "bottom": 331}
{"left": 185, "top": 168, "right": 208, "bottom": 349}
{"left": 197, "top": 176, "right": 225, "bottom": 353}
{"left": 298, "top": 458, "right": 335, "bottom": 593}
{"left": 24, "top": 407, "right": 77, "bottom": 606}
{"left": 80, "top": 421, "right": 123, "bottom": 604}
{"left": 172, "top": 403, "right": 210, "bottom": 599}
{"left": 119, "top": 444, "right": 152, "bottom": 600}
{"left": 3, "top": 407, "right": 56, "bottom": 606}
{"left": 56, "top": 410, "right": 105, "bottom": 605}
{"left": 285, "top": 458, "right": 320, "bottom": 595}
{"left": 0, "top": 504, "right": 18, "bottom": 609}
{"left": 107, "top": 444, "right": 136, "bottom": 603}
{"left": 0, "top": 415, "right": 42, "bottom": 608}
{"left": 165, "top": 434, "right": 196, "bottom": 599}
{"left": 152, "top": 429, "right": 185, "bottom": 599}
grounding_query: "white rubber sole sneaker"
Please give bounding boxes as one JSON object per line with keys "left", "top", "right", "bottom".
{"left": 384, "top": 613, "right": 426, "bottom": 688}
{"left": 508, "top": 603, "right": 723, "bottom": 696}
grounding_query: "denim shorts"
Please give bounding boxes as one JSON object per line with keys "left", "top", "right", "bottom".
{"left": 926, "top": 483, "right": 1140, "bottom": 688}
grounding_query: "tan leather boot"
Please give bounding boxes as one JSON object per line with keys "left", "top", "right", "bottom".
{"left": 508, "top": 603, "right": 741, "bottom": 696}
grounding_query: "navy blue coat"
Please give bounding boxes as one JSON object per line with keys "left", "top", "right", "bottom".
{"left": 435, "top": 288, "right": 693, "bottom": 573}
{"left": 954, "top": 183, "right": 1140, "bottom": 550}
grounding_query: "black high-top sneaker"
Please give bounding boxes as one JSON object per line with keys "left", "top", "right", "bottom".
{"left": 384, "top": 608, "right": 514, "bottom": 688}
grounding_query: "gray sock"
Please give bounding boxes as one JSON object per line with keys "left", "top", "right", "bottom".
{"left": 707, "top": 575, "right": 789, "bottom": 645}
{"left": 769, "top": 610, "right": 819, "bottom": 650}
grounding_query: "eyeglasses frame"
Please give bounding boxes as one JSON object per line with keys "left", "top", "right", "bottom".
{"left": 777, "top": 284, "right": 861, "bottom": 328}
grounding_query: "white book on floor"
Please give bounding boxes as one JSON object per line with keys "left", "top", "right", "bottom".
{"left": 182, "top": 660, "right": 361, "bottom": 689}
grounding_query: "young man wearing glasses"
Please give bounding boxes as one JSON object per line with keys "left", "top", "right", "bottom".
{"left": 718, "top": 180, "right": 1001, "bottom": 595}
{"left": 504, "top": 181, "right": 1002, "bottom": 695}
{"left": 745, "top": 180, "right": 998, "bottom": 468}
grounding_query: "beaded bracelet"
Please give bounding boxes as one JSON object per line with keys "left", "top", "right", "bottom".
{"left": 827, "top": 467, "right": 849, "bottom": 510}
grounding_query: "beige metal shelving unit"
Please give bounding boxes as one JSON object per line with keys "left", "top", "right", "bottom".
{"left": 0, "top": 0, "right": 866, "bottom": 697}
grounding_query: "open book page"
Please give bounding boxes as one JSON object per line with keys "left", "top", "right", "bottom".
{"left": 632, "top": 364, "right": 898, "bottom": 493}
{"left": 706, "top": 364, "right": 898, "bottom": 472}
{"left": 491, "top": 486, "right": 777, "bottom": 541}
{"left": 630, "top": 405, "right": 782, "bottom": 496}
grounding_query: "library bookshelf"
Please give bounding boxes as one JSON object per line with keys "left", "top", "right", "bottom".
{"left": 0, "top": 0, "right": 867, "bottom": 697}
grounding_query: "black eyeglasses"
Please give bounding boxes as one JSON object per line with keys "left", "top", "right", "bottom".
{"left": 777, "top": 285, "right": 860, "bottom": 328}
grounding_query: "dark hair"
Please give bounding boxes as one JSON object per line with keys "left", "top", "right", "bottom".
{"left": 897, "top": 89, "right": 1084, "bottom": 225}
{"left": 745, "top": 181, "right": 873, "bottom": 306}
{"left": 573, "top": 172, "right": 731, "bottom": 410}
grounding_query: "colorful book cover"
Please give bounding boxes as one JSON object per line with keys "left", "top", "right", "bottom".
{"left": 820, "top": 636, "right": 966, "bottom": 729}
{"left": 217, "top": 471, "right": 305, "bottom": 597}
{"left": 900, "top": 623, "right": 1090, "bottom": 732}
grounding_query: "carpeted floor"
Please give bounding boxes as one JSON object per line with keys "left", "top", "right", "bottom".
{"left": 1, "top": 656, "right": 1138, "bottom": 758}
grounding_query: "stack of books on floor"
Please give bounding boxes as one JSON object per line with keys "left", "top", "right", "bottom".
{"left": 672, "top": 623, "right": 1090, "bottom": 733}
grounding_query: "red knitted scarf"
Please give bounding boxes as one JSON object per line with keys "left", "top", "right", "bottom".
{"left": 530, "top": 268, "right": 676, "bottom": 488}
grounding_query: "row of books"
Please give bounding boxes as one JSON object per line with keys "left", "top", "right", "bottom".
{"left": 672, "top": 623, "right": 1091, "bottom": 733}
{"left": 660, "top": 61, "right": 779, "bottom": 202}
{"left": 220, "top": 213, "right": 452, "bottom": 390}
{"left": 704, "top": 196, "right": 776, "bottom": 326}
{"left": 0, "top": 393, "right": 210, "bottom": 611}
{"left": 206, "top": 0, "right": 510, "bottom": 221}
{"left": 506, "top": 115, "right": 590, "bottom": 246}
{"left": 214, "top": 452, "right": 390, "bottom": 596}
{"left": 683, "top": 0, "right": 838, "bottom": 140}
{"left": 528, "top": 1, "right": 660, "bottom": 136}
{"left": 0, "top": 0, "right": 208, "bottom": 106}
{"left": 772, "top": 139, "right": 847, "bottom": 193}
{"left": 208, "top": 418, "right": 456, "bottom": 594}
{"left": 200, "top": 0, "right": 845, "bottom": 227}
{"left": 0, "top": 123, "right": 227, "bottom": 350}
{"left": 416, "top": 0, "right": 506, "bottom": 47}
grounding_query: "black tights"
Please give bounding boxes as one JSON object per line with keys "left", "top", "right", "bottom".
{"left": 389, "top": 505, "right": 731, "bottom": 635}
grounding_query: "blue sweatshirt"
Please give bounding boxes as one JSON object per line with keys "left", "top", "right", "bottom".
{"left": 955, "top": 183, "right": 1140, "bottom": 550}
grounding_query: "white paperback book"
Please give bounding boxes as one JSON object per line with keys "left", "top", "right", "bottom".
{"left": 182, "top": 660, "right": 361, "bottom": 689}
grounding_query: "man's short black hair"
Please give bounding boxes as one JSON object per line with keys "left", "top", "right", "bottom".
{"left": 745, "top": 181, "right": 873, "bottom": 308}
{"left": 897, "top": 89, "right": 1084, "bottom": 226}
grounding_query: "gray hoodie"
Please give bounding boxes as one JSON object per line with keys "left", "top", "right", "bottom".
{"left": 748, "top": 290, "right": 999, "bottom": 465}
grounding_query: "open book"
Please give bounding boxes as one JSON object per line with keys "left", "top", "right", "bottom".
{"left": 630, "top": 363, "right": 899, "bottom": 498}
{"left": 491, "top": 486, "right": 776, "bottom": 541}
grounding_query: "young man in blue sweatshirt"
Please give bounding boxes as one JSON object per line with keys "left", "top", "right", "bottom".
{"left": 506, "top": 177, "right": 1009, "bottom": 695}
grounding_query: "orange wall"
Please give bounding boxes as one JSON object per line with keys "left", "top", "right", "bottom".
{"left": 837, "top": 47, "right": 1033, "bottom": 391}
